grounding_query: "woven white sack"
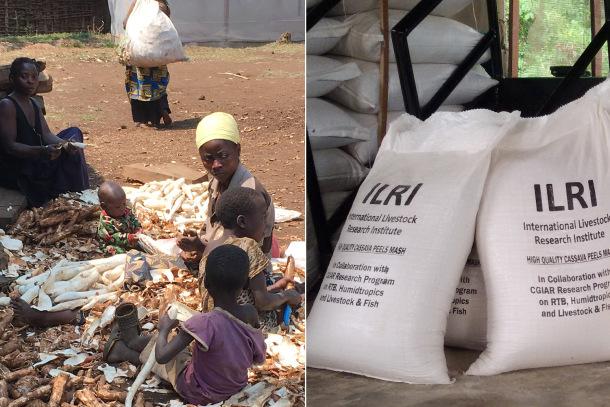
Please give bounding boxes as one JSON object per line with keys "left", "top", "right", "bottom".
{"left": 328, "top": 0, "right": 472, "bottom": 17}
{"left": 120, "top": 0, "right": 187, "bottom": 67}
{"left": 468, "top": 80, "right": 610, "bottom": 376}
{"left": 307, "top": 109, "right": 519, "bottom": 383}
{"left": 332, "top": 10, "right": 489, "bottom": 64}
{"left": 326, "top": 58, "right": 497, "bottom": 114}
{"left": 307, "top": 55, "right": 361, "bottom": 97}
{"left": 445, "top": 245, "right": 487, "bottom": 351}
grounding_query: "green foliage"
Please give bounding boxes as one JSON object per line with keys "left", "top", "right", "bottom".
{"left": 516, "top": 0, "right": 605, "bottom": 77}
{"left": 0, "top": 32, "right": 114, "bottom": 49}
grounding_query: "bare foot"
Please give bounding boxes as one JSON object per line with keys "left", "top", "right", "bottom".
{"left": 11, "top": 298, "right": 78, "bottom": 328}
{"left": 162, "top": 111, "right": 173, "bottom": 126}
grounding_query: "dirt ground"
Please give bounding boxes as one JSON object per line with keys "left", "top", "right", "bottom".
{"left": 0, "top": 42, "right": 304, "bottom": 246}
{"left": 308, "top": 348, "right": 610, "bottom": 407}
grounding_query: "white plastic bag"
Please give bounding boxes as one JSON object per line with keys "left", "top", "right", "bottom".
{"left": 120, "top": 0, "right": 187, "bottom": 67}
{"left": 468, "top": 80, "right": 610, "bottom": 376}
{"left": 332, "top": 10, "right": 489, "bottom": 64}
{"left": 307, "top": 109, "right": 519, "bottom": 383}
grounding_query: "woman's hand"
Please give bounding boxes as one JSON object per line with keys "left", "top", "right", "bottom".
{"left": 158, "top": 313, "right": 179, "bottom": 333}
{"left": 61, "top": 142, "right": 80, "bottom": 155}
{"left": 43, "top": 144, "right": 62, "bottom": 160}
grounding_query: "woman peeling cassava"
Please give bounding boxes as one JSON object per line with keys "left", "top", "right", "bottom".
{"left": 0, "top": 57, "right": 90, "bottom": 207}
{"left": 177, "top": 112, "right": 276, "bottom": 262}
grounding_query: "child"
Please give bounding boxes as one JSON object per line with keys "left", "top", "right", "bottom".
{"left": 104, "top": 245, "right": 266, "bottom": 405}
{"left": 97, "top": 181, "right": 142, "bottom": 255}
{"left": 11, "top": 183, "right": 140, "bottom": 328}
{"left": 199, "top": 187, "right": 302, "bottom": 332}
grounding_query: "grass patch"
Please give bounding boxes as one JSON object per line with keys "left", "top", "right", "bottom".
{"left": 80, "top": 113, "right": 97, "bottom": 122}
{"left": 0, "top": 32, "right": 114, "bottom": 49}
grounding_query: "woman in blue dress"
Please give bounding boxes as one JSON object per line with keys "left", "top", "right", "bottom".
{"left": 0, "top": 57, "right": 89, "bottom": 207}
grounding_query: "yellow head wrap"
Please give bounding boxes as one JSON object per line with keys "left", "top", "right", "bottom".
{"left": 195, "top": 112, "right": 241, "bottom": 149}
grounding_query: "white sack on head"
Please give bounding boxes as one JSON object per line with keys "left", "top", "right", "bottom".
{"left": 307, "top": 109, "right": 519, "bottom": 383}
{"left": 120, "top": 0, "right": 187, "bottom": 67}
{"left": 468, "top": 80, "right": 610, "bottom": 376}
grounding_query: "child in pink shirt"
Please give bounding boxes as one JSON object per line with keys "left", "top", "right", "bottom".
{"left": 104, "top": 245, "right": 266, "bottom": 405}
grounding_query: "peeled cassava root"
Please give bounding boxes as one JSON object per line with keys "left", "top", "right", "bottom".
{"left": 124, "top": 178, "right": 209, "bottom": 230}
{"left": 125, "top": 345, "right": 156, "bottom": 407}
{"left": 15, "top": 254, "right": 127, "bottom": 312}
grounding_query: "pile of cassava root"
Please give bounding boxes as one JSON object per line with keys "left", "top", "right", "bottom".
{"left": 124, "top": 178, "right": 210, "bottom": 233}
{"left": 1, "top": 254, "right": 129, "bottom": 312}
{"left": 0, "top": 258, "right": 305, "bottom": 406}
{"left": 10, "top": 198, "right": 99, "bottom": 246}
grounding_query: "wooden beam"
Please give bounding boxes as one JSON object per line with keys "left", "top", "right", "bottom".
{"left": 591, "top": 0, "right": 602, "bottom": 76}
{"left": 508, "top": 0, "right": 520, "bottom": 77}
{"left": 377, "top": 0, "right": 389, "bottom": 144}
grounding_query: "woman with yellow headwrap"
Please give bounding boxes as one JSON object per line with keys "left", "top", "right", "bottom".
{"left": 177, "top": 113, "right": 300, "bottom": 330}
{"left": 177, "top": 112, "right": 275, "bottom": 258}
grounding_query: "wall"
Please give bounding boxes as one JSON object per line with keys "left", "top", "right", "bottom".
{"left": 108, "top": 0, "right": 305, "bottom": 43}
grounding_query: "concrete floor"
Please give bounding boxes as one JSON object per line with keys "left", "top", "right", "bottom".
{"left": 307, "top": 347, "right": 610, "bottom": 407}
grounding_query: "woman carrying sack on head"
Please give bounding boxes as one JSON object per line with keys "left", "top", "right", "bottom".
{"left": 123, "top": 0, "right": 173, "bottom": 127}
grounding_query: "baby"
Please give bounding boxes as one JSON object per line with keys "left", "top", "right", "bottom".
{"left": 104, "top": 244, "right": 266, "bottom": 405}
{"left": 97, "top": 181, "right": 142, "bottom": 255}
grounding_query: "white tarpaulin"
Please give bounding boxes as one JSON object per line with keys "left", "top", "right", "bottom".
{"left": 108, "top": 0, "right": 305, "bottom": 43}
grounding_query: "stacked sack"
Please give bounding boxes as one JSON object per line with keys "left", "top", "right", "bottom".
{"left": 321, "top": 0, "right": 498, "bottom": 167}
{"left": 307, "top": 0, "right": 496, "bottom": 348}
{"left": 307, "top": 107, "right": 520, "bottom": 383}
{"left": 309, "top": 76, "right": 610, "bottom": 383}
{"left": 307, "top": 6, "right": 368, "bottom": 285}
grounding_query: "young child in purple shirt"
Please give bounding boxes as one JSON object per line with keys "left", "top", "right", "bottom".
{"left": 104, "top": 244, "right": 266, "bottom": 405}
